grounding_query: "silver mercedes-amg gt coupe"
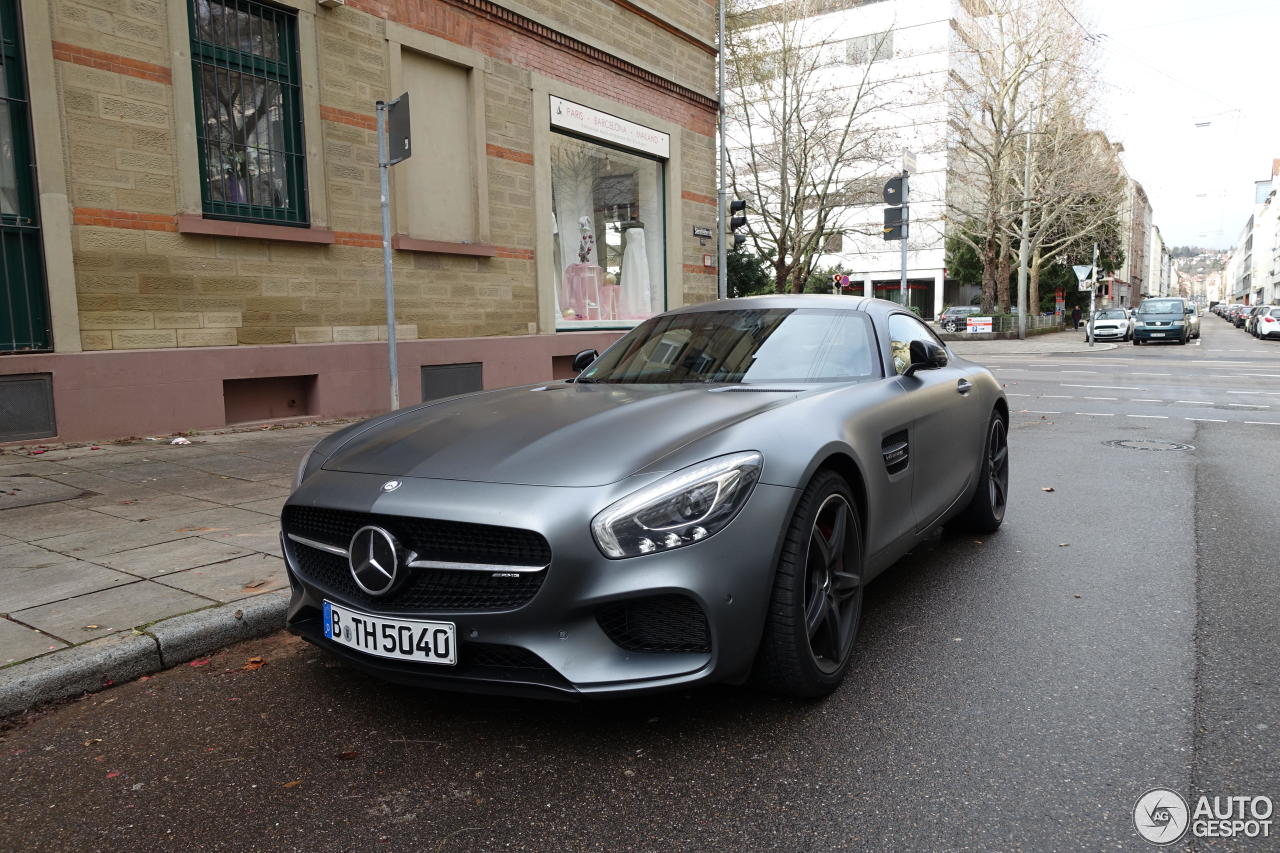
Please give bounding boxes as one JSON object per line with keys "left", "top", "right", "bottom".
{"left": 282, "top": 295, "right": 1009, "bottom": 698}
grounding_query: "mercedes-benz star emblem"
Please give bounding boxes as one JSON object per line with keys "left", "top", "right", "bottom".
{"left": 348, "top": 526, "right": 400, "bottom": 596}
{"left": 382, "top": 480, "right": 402, "bottom": 492}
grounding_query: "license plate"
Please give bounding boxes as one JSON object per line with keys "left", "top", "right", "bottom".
{"left": 1150, "top": 332, "right": 1165, "bottom": 337}
{"left": 323, "top": 600, "right": 456, "bottom": 665}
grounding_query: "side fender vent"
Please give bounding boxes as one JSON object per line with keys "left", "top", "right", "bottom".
{"left": 881, "top": 431, "right": 909, "bottom": 475}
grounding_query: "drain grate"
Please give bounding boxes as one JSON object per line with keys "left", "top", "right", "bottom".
{"left": 1102, "top": 439, "right": 1194, "bottom": 452}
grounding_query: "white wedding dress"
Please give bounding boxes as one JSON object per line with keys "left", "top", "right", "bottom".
{"left": 619, "top": 227, "right": 653, "bottom": 319}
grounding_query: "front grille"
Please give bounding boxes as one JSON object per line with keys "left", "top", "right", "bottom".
{"left": 288, "top": 540, "right": 546, "bottom": 612}
{"left": 282, "top": 505, "right": 551, "bottom": 567}
{"left": 596, "top": 595, "right": 710, "bottom": 654}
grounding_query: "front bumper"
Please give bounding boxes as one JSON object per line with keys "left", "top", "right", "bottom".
{"left": 283, "top": 470, "right": 796, "bottom": 698}
{"left": 1090, "top": 326, "right": 1127, "bottom": 339}
{"left": 1133, "top": 327, "right": 1185, "bottom": 341}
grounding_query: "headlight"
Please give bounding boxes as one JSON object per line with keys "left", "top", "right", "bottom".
{"left": 591, "top": 452, "right": 762, "bottom": 558}
{"left": 1172, "top": 320, "right": 1184, "bottom": 327}
{"left": 294, "top": 445, "right": 327, "bottom": 489}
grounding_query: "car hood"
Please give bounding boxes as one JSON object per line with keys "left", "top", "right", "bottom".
{"left": 322, "top": 383, "right": 801, "bottom": 487}
{"left": 1136, "top": 312, "right": 1182, "bottom": 321}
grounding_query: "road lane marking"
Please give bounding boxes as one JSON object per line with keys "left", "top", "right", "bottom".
{"left": 1061, "top": 384, "right": 1143, "bottom": 390}
{"left": 1132, "top": 398, "right": 1163, "bottom": 402}
{"left": 1174, "top": 401, "right": 1213, "bottom": 405}
{"left": 1024, "top": 410, "right": 1062, "bottom": 414}
{"left": 1006, "top": 393, "right": 1030, "bottom": 397}
{"left": 1185, "top": 417, "right": 1227, "bottom": 422}
{"left": 1244, "top": 421, "right": 1280, "bottom": 425}
{"left": 1083, "top": 396, "right": 1117, "bottom": 400}
{"left": 1228, "top": 403, "right": 1270, "bottom": 408}
{"left": 1127, "top": 415, "right": 1168, "bottom": 419}
{"left": 1130, "top": 372, "right": 1172, "bottom": 376}
{"left": 1042, "top": 394, "right": 1072, "bottom": 398}
{"left": 1059, "top": 370, "right": 1098, "bottom": 374}
{"left": 1228, "top": 391, "right": 1280, "bottom": 396}
{"left": 1241, "top": 373, "right": 1280, "bottom": 378}
{"left": 1076, "top": 412, "right": 1114, "bottom": 416}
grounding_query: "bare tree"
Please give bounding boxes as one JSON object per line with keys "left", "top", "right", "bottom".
{"left": 723, "top": 0, "right": 892, "bottom": 293}
{"left": 946, "top": 0, "right": 1091, "bottom": 313}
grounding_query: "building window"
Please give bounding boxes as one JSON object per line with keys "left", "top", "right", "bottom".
{"left": 188, "top": 0, "right": 307, "bottom": 225}
{"left": 550, "top": 133, "right": 665, "bottom": 329}
{"left": 846, "top": 31, "right": 893, "bottom": 65}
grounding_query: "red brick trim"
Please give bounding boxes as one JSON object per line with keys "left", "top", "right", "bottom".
{"left": 393, "top": 234, "right": 499, "bottom": 256}
{"left": 73, "top": 208, "right": 177, "bottom": 232}
{"left": 486, "top": 143, "right": 534, "bottom": 165}
{"left": 335, "top": 231, "right": 384, "bottom": 247}
{"left": 606, "top": 0, "right": 717, "bottom": 56}
{"left": 52, "top": 42, "right": 172, "bottom": 84}
{"left": 681, "top": 190, "right": 716, "bottom": 206}
{"left": 176, "top": 214, "right": 336, "bottom": 244}
{"left": 495, "top": 247, "right": 535, "bottom": 260}
{"left": 319, "top": 105, "right": 376, "bottom": 131}
{"left": 683, "top": 262, "right": 715, "bottom": 274}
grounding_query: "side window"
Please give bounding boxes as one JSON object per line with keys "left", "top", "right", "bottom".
{"left": 887, "top": 313, "right": 942, "bottom": 376}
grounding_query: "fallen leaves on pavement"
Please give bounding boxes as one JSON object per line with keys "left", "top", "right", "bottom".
{"left": 241, "top": 656, "right": 266, "bottom": 671}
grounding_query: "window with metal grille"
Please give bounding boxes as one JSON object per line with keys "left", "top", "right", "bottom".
{"left": 188, "top": 0, "right": 307, "bottom": 225}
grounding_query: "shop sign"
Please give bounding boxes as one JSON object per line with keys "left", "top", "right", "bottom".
{"left": 551, "top": 96, "right": 670, "bottom": 158}
{"left": 966, "top": 316, "right": 993, "bottom": 333}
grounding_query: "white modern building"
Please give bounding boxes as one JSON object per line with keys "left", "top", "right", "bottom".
{"left": 727, "top": 0, "right": 992, "bottom": 318}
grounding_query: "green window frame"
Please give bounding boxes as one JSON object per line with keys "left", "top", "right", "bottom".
{"left": 188, "top": 0, "right": 307, "bottom": 226}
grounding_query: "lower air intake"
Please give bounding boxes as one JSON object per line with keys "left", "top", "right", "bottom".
{"left": 596, "top": 594, "right": 710, "bottom": 654}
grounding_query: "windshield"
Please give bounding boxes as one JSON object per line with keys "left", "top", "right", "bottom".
{"left": 1095, "top": 309, "right": 1127, "bottom": 320}
{"left": 579, "top": 308, "right": 879, "bottom": 384}
{"left": 1137, "top": 299, "right": 1183, "bottom": 315}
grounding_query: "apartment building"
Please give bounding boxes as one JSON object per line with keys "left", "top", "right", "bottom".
{"left": 0, "top": 0, "right": 719, "bottom": 441}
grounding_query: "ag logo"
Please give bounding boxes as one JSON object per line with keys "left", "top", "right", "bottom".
{"left": 1134, "top": 788, "right": 1189, "bottom": 845}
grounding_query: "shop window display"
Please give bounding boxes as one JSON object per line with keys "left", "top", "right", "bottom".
{"left": 551, "top": 133, "right": 665, "bottom": 329}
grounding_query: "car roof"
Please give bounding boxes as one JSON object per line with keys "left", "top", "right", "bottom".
{"left": 670, "top": 293, "right": 882, "bottom": 315}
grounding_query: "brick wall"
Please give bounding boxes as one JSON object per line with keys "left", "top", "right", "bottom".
{"left": 46, "top": 0, "right": 717, "bottom": 352}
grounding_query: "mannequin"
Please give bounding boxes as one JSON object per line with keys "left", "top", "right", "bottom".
{"left": 619, "top": 220, "right": 652, "bottom": 319}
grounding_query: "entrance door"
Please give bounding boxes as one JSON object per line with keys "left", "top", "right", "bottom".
{"left": 0, "top": 0, "right": 48, "bottom": 352}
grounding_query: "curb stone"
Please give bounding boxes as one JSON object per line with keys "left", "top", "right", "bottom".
{"left": 0, "top": 591, "right": 288, "bottom": 719}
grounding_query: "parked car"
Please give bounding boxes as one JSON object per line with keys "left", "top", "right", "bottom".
{"left": 1257, "top": 307, "right": 1280, "bottom": 340}
{"left": 282, "top": 296, "right": 1009, "bottom": 699}
{"left": 938, "top": 304, "right": 981, "bottom": 332}
{"left": 1233, "top": 306, "right": 1251, "bottom": 328}
{"left": 1246, "top": 305, "right": 1270, "bottom": 336}
{"left": 1086, "top": 308, "right": 1133, "bottom": 341}
{"left": 1133, "top": 297, "right": 1194, "bottom": 345}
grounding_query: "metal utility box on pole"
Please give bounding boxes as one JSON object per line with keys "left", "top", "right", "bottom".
{"left": 376, "top": 93, "right": 411, "bottom": 411}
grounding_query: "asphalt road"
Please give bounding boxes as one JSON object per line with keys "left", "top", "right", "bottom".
{"left": 2, "top": 317, "right": 1276, "bottom": 852}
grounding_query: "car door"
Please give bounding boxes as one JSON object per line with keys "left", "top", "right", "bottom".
{"left": 887, "top": 312, "right": 983, "bottom": 529}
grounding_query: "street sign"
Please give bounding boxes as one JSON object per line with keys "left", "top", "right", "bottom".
{"left": 692, "top": 225, "right": 713, "bottom": 238}
{"left": 883, "top": 206, "right": 907, "bottom": 240}
{"left": 386, "top": 93, "right": 411, "bottom": 165}
{"left": 1072, "top": 264, "right": 1093, "bottom": 281}
{"left": 902, "top": 150, "right": 916, "bottom": 174}
{"left": 966, "top": 316, "right": 993, "bottom": 333}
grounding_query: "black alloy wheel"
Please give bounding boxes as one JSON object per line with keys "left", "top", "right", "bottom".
{"left": 753, "top": 470, "right": 864, "bottom": 697}
{"left": 802, "top": 494, "right": 862, "bottom": 676}
{"left": 947, "top": 410, "right": 1009, "bottom": 533}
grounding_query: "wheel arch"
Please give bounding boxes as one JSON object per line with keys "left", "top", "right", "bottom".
{"left": 807, "top": 450, "right": 869, "bottom": 541}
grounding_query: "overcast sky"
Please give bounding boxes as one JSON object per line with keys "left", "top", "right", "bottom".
{"left": 1083, "top": 0, "right": 1279, "bottom": 250}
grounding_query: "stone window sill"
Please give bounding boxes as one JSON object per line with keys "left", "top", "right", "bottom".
{"left": 176, "top": 214, "right": 336, "bottom": 245}
{"left": 392, "top": 234, "right": 497, "bottom": 257}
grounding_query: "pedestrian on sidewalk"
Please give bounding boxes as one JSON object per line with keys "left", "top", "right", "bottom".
{"left": 1071, "top": 305, "right": 1082, "bottom": 329}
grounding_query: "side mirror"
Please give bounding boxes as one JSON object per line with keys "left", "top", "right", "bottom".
{"left": 904, "top": 340, "right": 947, "bottom": 377}
{"left": 1185, "top": 305, "right": 1195, "bottom": 315}
{"left": 571, "top": 349, "right": 599, "bottom": 373}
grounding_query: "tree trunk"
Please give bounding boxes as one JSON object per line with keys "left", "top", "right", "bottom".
{"left": 1029, "top": 249, "right": 1043, "bottom": 316}
{"left": 773, "top": 255, "right": 789, "bottom": 294}
{"left": 980, "top": 234, "right": 998, "bottom": 313}
{"left": 996, "top": 233, "right": 1012, "bottom": 314}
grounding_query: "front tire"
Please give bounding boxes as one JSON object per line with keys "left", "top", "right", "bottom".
{"left": 948, "top": 411, "right": 1009, "bottom": 534}
{"left": 753, "top": 471, "right": 864, "bottom": 698}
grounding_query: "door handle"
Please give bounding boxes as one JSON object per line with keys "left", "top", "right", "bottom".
{"left": 956, "top": 379, "right": 973, "bottom": 394}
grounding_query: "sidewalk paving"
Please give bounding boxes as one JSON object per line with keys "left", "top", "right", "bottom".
{"left": 947, "top": 328, "right": 1118, "bottom": 356}
{"left": 0, "top": 421, "right": 350, "bottom": 716}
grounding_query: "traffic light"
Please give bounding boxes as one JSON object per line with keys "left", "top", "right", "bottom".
{"left": 883, "top": 206, "right": 907, "bottom": 241}
{"left": 729, "top": 199, "right": 748, "bottom": 249}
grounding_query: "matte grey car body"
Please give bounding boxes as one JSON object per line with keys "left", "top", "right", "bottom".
{"left": 281, "top": 296, "right": 1009, "bottom": 698}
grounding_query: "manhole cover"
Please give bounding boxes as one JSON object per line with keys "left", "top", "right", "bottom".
{"left": 0, "top": 475, "right": 91, "bottom": 510}
{"left": 1102, "top": 439, "right": 1195, "bottom": 452}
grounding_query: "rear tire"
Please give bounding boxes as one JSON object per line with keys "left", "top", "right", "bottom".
{"left": 947, "top": 410, "right": 1009, "bottom": 534}
{"left": 752, "top": 471, "right": 864, "bottom": 699}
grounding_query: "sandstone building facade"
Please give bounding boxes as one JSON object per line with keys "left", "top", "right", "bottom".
{"left": 0, "top": 0, "right": 718, "bottom": 441}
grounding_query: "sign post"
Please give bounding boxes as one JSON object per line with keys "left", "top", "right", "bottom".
{"left": 883, "top": 151, "right": 915, "bottom": 309}
{"left": 1073, "top": 253, "right": 1097, "bottom": 347}
{"left": 376, "top": 94, "right": 411, "bottom": 411}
